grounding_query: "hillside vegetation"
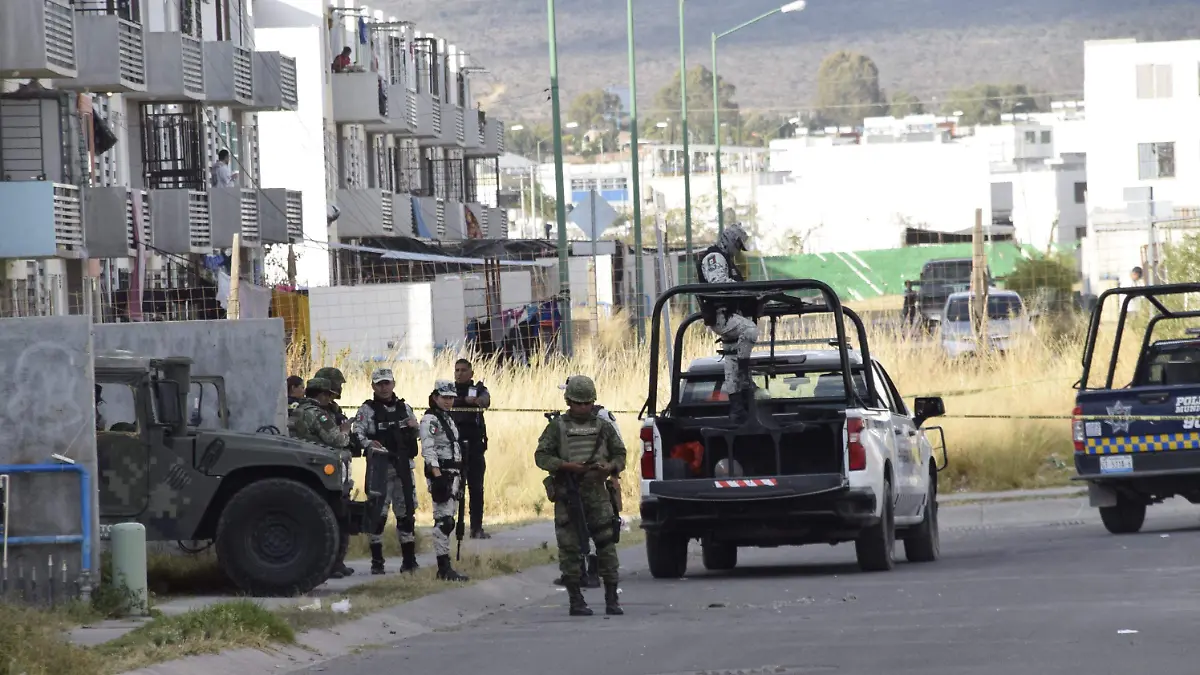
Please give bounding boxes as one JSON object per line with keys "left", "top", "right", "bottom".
{"left": 377, "top": 0, "right": 1199, "bottom": 119}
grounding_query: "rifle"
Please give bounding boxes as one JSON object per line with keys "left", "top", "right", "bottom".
{"left": 456, "top": 439, "right": 469, "bottom": 561}
{"left": 561, "top": 470, "right": 592, "bottom": 571}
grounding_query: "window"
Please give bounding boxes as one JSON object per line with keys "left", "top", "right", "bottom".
{"left": 1075, "top": 225, "right": 1088, "bottom": 241}
{"left": 96, "top": 383, "right": 139, "bottom": 433}
{"left": 187, "top": 379, "right": 226, "bottom": 430}
{"left": 943, "top": 295, "right": 1024, "bottom": 323}
{"left": 1024, "top": 131, "right": 1036, "bottom": 144}
{"left": 1074, "top": 182, "right": 1087, "bottom": 204}
{"left": 1136, "top": 64, "right": 1173, "bottom": 99}
{"left": 1138, "top": 142, "right": 1176, "bottom": 179}
{"left": 1040, "top": 130, "right": 1052, "bottom": 144}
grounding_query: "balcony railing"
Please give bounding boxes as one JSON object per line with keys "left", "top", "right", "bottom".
{"left": 257, "top": 188, "right": 303, "bottom": 244}
{"left": 335, "top": 189, "right": 395, "bottom": 237}
{"left": 54, "top": 183, "right": 84, "bottom": 256}
{"left": 249, "top": 52, "right": 298, "bottom": 111}
{"left": 286, "top": 190, "right": 303, "bottom": 243}
{"left": 0, "top": 0, "right": 77, "bottom": 78}
{"left": 125, "top": 189, "right": 151, "bottom": 254}
{"left": 63, "top": 7, "right": 146, "bottom": 92}
{"left": 203, "top": 41, "right": 255, "bottom": 107}
{"left": 188, "top": 191, "right": 211, "bottom": 250}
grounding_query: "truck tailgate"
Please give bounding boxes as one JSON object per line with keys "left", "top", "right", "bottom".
{"left": 649, "top": 472, "right": 846, "bottom": 501}
{"left": 1078, "top": 387, "right": 1200, "bottom": 475}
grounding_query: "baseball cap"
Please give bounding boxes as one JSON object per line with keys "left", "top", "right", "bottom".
{"left": 371, "top": 368, "right": 394, "bottom": 384}
{"left": 434, "top": 379, "right": 457, "bottom": 397}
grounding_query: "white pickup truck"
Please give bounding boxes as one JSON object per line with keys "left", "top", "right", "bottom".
{"left": 637, "top": 279, "right": 949, "bottom": 578}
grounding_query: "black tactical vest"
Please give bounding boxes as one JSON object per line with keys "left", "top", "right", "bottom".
{"left": 696, "top": 245, "right": 745, "bottom": 326}
{"left": 365, "top": 396, "right": 417, "bottom": 458}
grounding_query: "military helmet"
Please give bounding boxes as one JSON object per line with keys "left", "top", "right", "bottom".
{"left": 313, "top": 367, "right": 346, "bottom": 394}
{"left": 305, "top": 377, "right": 333, "bottom": 394}
{"left": 717, "top": 223, "right": 749, "bottom": 254}
{"left": 563, "top": 375, "right": 597, "bottom": 404}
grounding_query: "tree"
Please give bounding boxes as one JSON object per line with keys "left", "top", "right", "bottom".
{"left": 505, "top": 120, "right": 554, "bottom": 159}
{"left": 1004, "top": 251, "right": 1077, "bottom": 314}
{"left": 940, "top": 84, "right": 1039, "bottom": 125}
{"left": 888, "top": 90, "right": 925, "bottom": 117}
{"left": 738, "top": 112, "right": 790, "bottom": 147}
{"left": 568, "top": 89, "right": 622, "bottom": 131}
{"left": 652, "top": 66, "right": 739, "bottom": 145}
{"left": 814, "top": 51, "right": 888, "bottom": 128}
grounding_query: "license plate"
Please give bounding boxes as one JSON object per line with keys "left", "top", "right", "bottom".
{"left": 1100, "top": 455, "right": 1134, "bottom": 474}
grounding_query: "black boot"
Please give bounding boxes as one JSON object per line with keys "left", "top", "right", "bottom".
{"left": 584, "top": 555, "right": 601, "bottom": 588}
{"left": 370, "top": 543, "right": 385, "bottom": 575}
{"left": 566, "top": 582, "right": 593, "bottom": 616}
{"left": 436, "top": 554, "right": 469, "bottom": 582}
{"left": 730, "top": 389, "right": 750, "bottom": 424}
{"left": 399, "top": 541, "right": 419, "bottom": 573}
{"left": 604, "top": 582, "right": 623, "bottom": 616}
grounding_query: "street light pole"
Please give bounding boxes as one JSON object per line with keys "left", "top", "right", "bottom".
{"left": 712, "top": 0, "right": 807, "bottom": 235}
{"left": 679, "top": 0, "right": 693, "bottom": 287}
{"left": 548, "top": 0, "right": 573, "bottom": 357}
{"left": 628, "top": 0, "right": 646, "bottom": 342}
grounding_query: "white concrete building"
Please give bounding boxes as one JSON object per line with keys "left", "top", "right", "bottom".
{"left": 1083, "top": 37, "right": 1200, "bottom": 293}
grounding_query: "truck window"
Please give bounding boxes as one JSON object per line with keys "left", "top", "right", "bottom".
{"left": 1140, "top": 348, "right": 1200, "bottom": 387}
{"left": 945, "top": 295, "right": 1022, "bottom": 322}
{"left": 678, "top": 367, "right": 869, "bottom": 404}
{"left": 97, "top": 383, "right": 139, "bottom": 432}
{"left": 188, "top": 380, "right": 225, "bottom": 429}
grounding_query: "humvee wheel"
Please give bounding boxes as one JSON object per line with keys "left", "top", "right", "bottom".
{"left": 215, "top": 478, "right": 340, "bottom": 596}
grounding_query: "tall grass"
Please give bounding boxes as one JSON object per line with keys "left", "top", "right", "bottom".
{"left": 291, "top": 304, "right": 1137, "bottom": 525}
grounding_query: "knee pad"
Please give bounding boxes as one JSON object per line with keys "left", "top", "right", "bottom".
{"left": 437, "top": 515, "right": 456, "bottom": 536}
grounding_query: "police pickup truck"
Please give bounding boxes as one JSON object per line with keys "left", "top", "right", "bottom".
{"left": 1074, "top": 282, "right": 1200, "bottom": 534}
{"left": 638, "top": 279, "right": 948, "bottom": 577}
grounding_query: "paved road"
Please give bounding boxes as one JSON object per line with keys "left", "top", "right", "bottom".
{"left": 299, "top": 497, "right": 1200, "bottom": 675}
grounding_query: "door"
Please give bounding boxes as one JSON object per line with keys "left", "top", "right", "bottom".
{"left": 95, "top": 381, "right": 152, "bottom": 518}
{"left": 873, "top": 362, "right": 924, "bottom": 517}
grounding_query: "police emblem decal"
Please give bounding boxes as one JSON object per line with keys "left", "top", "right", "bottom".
{"left": 1105, "top": 400, "right": 1132, "bottom": 435}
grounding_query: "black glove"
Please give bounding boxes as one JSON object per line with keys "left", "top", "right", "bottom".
{"left": 430, "top": 474, "right": 453, "bottom": 503}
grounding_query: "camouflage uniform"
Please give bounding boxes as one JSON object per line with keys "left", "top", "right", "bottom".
{"left": 352, "top": 368, "right": 421, "bottom": 575}
{"left": 535, "top": 375, "right": 627, "bottom": 616}
{"left": 288, "top": 378, "right": 351, "bottom": 450}
{"left": 421, "top": 379, "right": 469, "bottom": 582}
{"left": 313, "top": 367, "right": 356, "bottom": 579}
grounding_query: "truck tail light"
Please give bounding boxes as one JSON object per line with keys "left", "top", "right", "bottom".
{"left": 847, "top": 417, "right": 866, "bottom": 471}
{"left": 1072, "top": 406, "right": 1084, "bottom": 453}
{"left": 640, "top": 426, "right": 656, "bottom": 479}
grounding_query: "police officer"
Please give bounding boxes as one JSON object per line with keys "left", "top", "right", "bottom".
{"left": 351, "top": 368, "right": 421, "bottom": 575}
{"left": 697, "top": 223, "right": 759, "bottom": 420}
{"left": 535, "top": 375, "right": 627, "bottom": 617}
{"left": 313, "top": 366, "right": 357, "bottom": 579}
{"left": 421, "top": 380, "right": 470, "bottom": 582}
{"left": 450, "top": 358, "right": 492, "bottom": 539}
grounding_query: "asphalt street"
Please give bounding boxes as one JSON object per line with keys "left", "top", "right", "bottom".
{"left": 300, "top": 498, "right": 1200, "bottom": 675}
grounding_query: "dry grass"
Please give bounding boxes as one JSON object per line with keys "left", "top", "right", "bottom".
{"left": 295, "top": 304, "right": 1145, "bottom": 509}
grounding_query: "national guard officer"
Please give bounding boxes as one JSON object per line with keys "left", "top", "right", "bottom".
{"left": 421, "top": 379, "right": 470, "bottom": 582}
{"left": 313, "top": 366, "right": 358, "bottom": 579}
{"left": 351, "top": 368, "right": 421, "bottom": 575}
{"left": 534, "top": 375, "right": 627, "bottom": 616}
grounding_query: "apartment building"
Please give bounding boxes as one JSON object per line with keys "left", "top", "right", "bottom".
{"left": 1083, "top": 37, "right": 1200, "bottom": 293}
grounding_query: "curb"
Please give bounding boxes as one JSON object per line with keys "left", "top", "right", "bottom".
{"left": 118, "top": 561, "right": 567, "bottom": 675}
{"left": 939, "top": 487, "right": 1084, "bottom": 503}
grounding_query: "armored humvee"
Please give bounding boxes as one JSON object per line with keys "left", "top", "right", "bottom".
{"left": 95, "top": 351, "right": 365, "bottom": 596}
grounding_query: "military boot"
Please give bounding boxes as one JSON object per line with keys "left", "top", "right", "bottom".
{"left": 370, "top": 543, "right": 385, "bottom": 575}
{"left": 583, "top": 555, "right": 601, "bottom": 588}
{"left": 399, "top": 541, "right": 419, "bottom": 573}
{"left": 565, "top": 582, "right": 593, "bottom": 616}
{"left": 604, "top": 582, "right": 623, "bottom": 616}
{"left": 436, "top": 554, "right": 469, "bottom": 582}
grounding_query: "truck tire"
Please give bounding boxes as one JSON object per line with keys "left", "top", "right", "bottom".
{"left": 215, "top": 478, "right": 340, "bottom": 596}
{"left": 701, "top": 540, "right": 737, "bottom": 571}
{"left": 856, "top": 475, "right": 895, "bottom": 572}
{"left": 1099, "top": 494, "right": 1146, "bottom": 535}
{"left": 904, "top": 471, "right": 939, "bottom": 563}
{"left": 646, "top": 531, "right": 689, "bottom": 579}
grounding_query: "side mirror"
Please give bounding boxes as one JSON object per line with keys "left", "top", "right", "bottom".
{"left": 913, "top": 396, "right": 945, "bottom": 428}
{"left": 154, "top": 380, "right": 183, "bottom": 428}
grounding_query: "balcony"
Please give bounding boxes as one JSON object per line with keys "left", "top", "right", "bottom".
{"left": 487, "top": 207, "right": 508, "bottom": 238}
{"left": 423, "top": 102, "right": 464, "bottom": 148}
{"left": 335, "top": 189, "right": 395, "bottom": 237}
{"left": 83, "top": 187, "right": 150, "bottom": 258}
{"left": 485, "top": 117, "right": 504, "bottom": 157}
{"left": 332, "top": 71, "right": 387, "bottom": 125}
{"left": 0, "top": 182, "right": 83, "bottom": 258}
{"left": 126, "top": 32, "right": 205, "bottom": 101}
{"left": 209, "top": 187, "right": 260, "bottom": 248}
{"left": 258, "top": 188, "right": 303, "bottom": 244}
{"left": 203, "top": 41, "right": 254, "bottom": 108}
{"left": 0, "top": 0, "right": 77, "bottom": 79}
{"left": 63, "top": 9, "right": 146, "bottom": 93}
{"left": 462, "top": 112, "right": 485, "bottom": 155}
{"left": 410, "top": 91, "right": 439, "bottom": 139}
{"left": 442, "top": 199, "right": 466, "bottom": 239}
{"left": 248, "top": 52, "right": 298, "bottom": 112}
{"left": 365, "top": 86, "right": 417, "bottom": 135}
{"left": 149, "top": 189, "right": 210, "bottom": 254}
{"left": 412, "top": 196, "right": 445, "bottom": 239}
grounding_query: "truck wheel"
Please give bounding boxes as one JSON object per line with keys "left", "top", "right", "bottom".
{"left": 701, "top": 540, "right": 737, "bottom": 571}
{"left": 904, "top": 471, "right": 939, "bottom": 563}
{"left": 215, "top": 478, "right": 340, "bottom": 596}
{"left": 646, "top": 531, "right": 689, "bottom": 579}
{"left": 1099, "top": 494, "right": 1146, "bottom": 535}
{"left": 856, "top": 475, "right": 895, "bottom": 572}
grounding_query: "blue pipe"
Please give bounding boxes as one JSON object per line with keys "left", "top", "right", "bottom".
{"left": 0, "top": 463, "right": 92, "bottom": 576}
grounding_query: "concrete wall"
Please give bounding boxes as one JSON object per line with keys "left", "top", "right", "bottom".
{"left": 0, "top": 316, "right": 100, "bottom": 587}
{"left": 92, "top": 319, "right": 289, "bottom": 433}
{"left": 308, "top": 283, "right": 435, "bottom": 363}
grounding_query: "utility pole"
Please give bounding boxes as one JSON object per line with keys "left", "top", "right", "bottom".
{"left": 548, "top": 0, "right": 573, "bottom": 356}
{"left": 627, "top": 0, "right": 645, "bottom": 342}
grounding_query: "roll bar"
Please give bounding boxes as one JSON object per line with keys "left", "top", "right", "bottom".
{"left": 1079, "top": 282, "right": 1200, "bottom": 390}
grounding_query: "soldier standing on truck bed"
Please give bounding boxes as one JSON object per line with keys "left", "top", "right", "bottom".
{"left": 421, "top": 380, "right": 471, "bottom": 582}
{"left": 696, "top": 223, "right": 759, "bottom": 421}
{"left": 534, "top": 375, "right": 626, "bottom": 617}
{"left": 313, "top": 366, "right": 357, "bottom": 579}
{"left": 352, "top": 368, "right": 422, "bottom": 575}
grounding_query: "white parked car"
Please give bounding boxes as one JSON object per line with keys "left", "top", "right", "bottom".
{"left": 939, "top": 289, "right": 1031, "bottom": 358}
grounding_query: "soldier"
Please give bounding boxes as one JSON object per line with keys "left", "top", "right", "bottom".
{"left": 535, "top": 375, "right": 627, "bottom": 617}
{"left": 697, "top": 223, "right": 759, "bottom": 421}
{"left": 352, "top": 368, "right": 421, "bottom": 575}
{"left": 312, "top": 366, "right": 357, "bottom": 579}
{"left": 450, "top": 358, "right": 492, "bottom": 539}
{"left": 420, "top": 380, "right": 470, "bottom": 582}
